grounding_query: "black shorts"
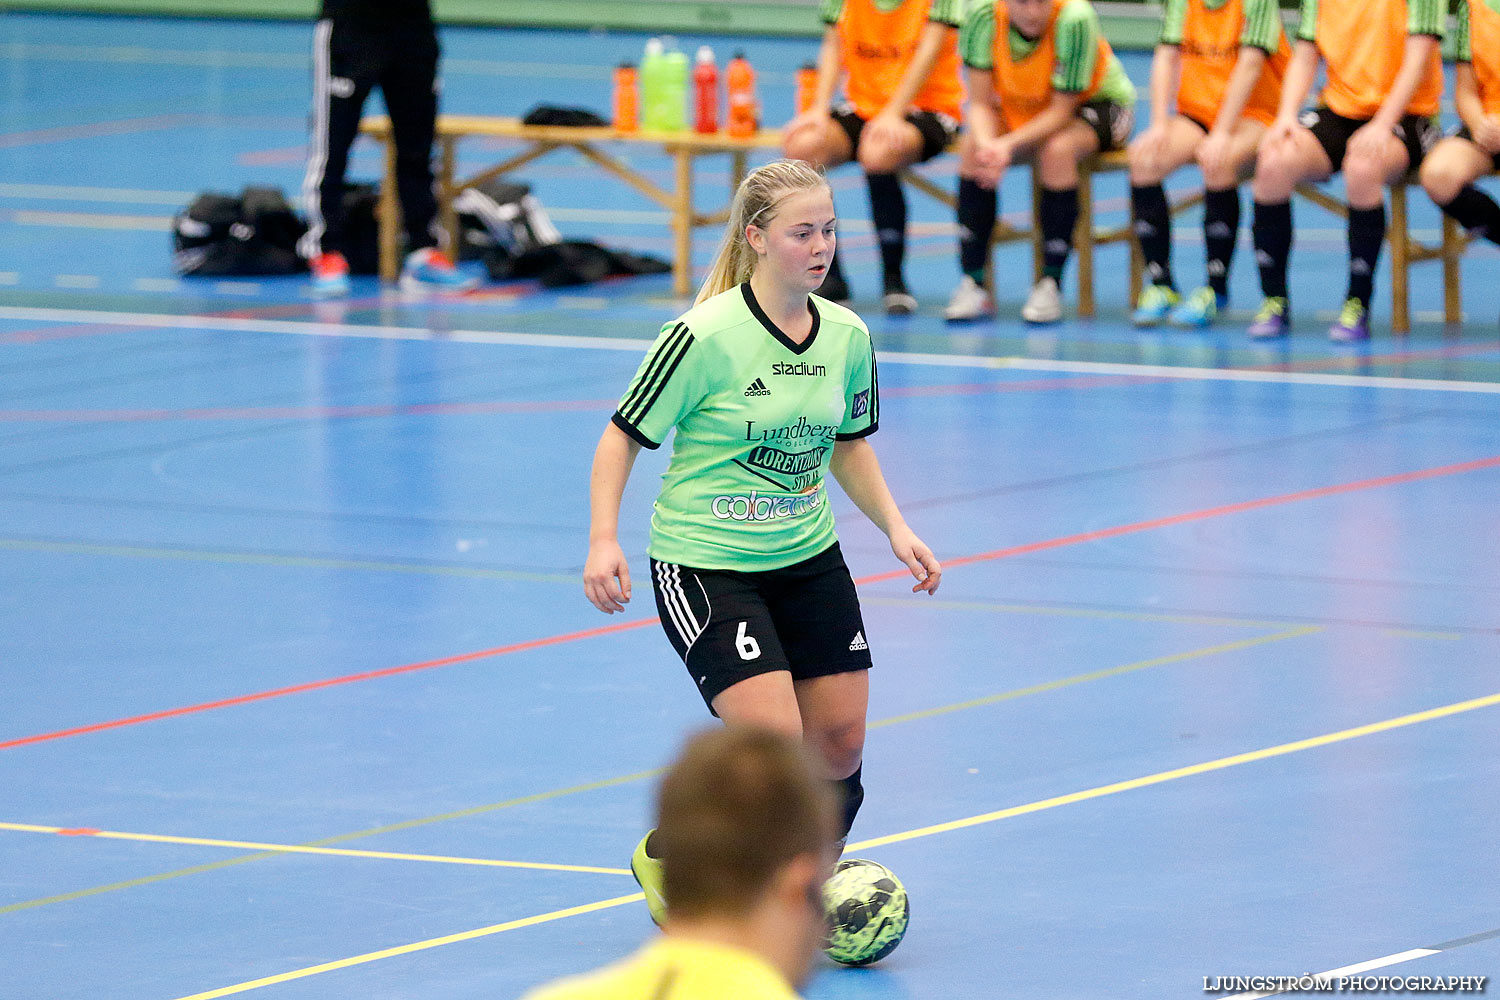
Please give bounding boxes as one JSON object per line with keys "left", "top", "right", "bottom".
{"left": 1076, "top": 99, "right": 1135, "bottom": 152}
{"left": 832, "top": 104, "right": 960, "bottom": 163}
{"left": 1300, "top": 106, "right": 1441, "bottom": 172}
{"left": 650, "top": 541, "right": 872, "bottom": 712}
{"left": 1453, "top": 126, "right": 1500, "bottom": 171}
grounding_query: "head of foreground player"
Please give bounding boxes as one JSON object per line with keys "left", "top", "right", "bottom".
{"left": 697, "top": 158, "right": 838, "bottom": 312}
{"left": 657, "top": 725, "right": 840, "bottom": 989}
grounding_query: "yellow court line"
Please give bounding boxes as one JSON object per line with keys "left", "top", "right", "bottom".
{"left": 0, "top": 769, "right": 661, "bottom": 916}
{"left": 854, "top": 688, "right": 1500, "bottom": 851}
{"left": 172, "top": 893, "right": 647, "bottom": 1000}
{"left": 0, "top": 823, "right": 630, "bottom": 876}
{"left": 171, "top": 688, "right": 1500, "bottom": 1000}
{"left": 861, "top": 594, "right": 1299, "bottom": 630}
{"left": 3, "top": 629, "right": 1313, "bottom": 903}
{"left": 870, "top": 626, "right": 1319, "bottom": 730}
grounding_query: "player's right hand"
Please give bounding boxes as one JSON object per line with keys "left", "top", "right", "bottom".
{"left": 584, "top": 540, "right": 632, "bottom": 614}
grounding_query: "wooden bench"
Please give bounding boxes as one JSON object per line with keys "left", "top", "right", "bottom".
{"left": 359, "top": 115, "right": 782, "bottom": 298}
{"left": 910, "top": 150, "right": 1468, "bottom": 331}
{"left": 361, "top": 116, "right": 1477, "bottom": 326}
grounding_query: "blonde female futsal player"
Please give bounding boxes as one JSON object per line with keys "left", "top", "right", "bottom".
{"left": 583, "top": 158, "right": 941, "bottom": 926}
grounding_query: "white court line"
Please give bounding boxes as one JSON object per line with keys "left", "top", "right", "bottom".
{"left": 1225, "top": 947, "right": 1440, "bottom": 998}
{"left": 0, "top": 273, "right": 17, "bottom": 286}
{"left": 0, "top": 182, "right": 195, "bottom": 204}
{"left": 12, "top": 210, "right": 171, "bottom": 230}
{"left": 1, "top": 305, "right": 1499, "bottom": 394}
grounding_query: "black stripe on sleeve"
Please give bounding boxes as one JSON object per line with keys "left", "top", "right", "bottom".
{"left": 618, "top": 323, "right": 691, "bottom": 426}
{"left": 629, "top": 331, "right": 695, "bottom": 431}
{"left": 611, "top": 411, "right": 661, "bottom": 449}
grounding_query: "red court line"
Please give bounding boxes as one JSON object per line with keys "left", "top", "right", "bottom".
{"left": 5, "top": 451, "right": 1497, "bottom": 752}
{"left": 0, "top": 618, "right": 655, "bottom": 752}
{"left": 862, "top": 452, "right": 1500, "bottom": 584}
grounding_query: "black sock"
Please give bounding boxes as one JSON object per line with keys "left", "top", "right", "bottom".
{"left": 866, "top": 172, "right": 908, "bottom": 293}
{"left": 1252, "top": 199, "right": 1292, "bottom": 300}
{"left": 1130, "top": 183, "right": 1173, "bottom": 289}
{"left": 833, "top": 764, "right": 864, "bottom": 842}
{"left": 1438, "top": 185, "right": 1500, "bottom": 246}
{"left": 957, "top": 178, "right": 997, "bottom": 282}
{"left": 1347, "top": 204, "right": 1385, "bottom": 307}
{"left": 1203, "top": 186, "right": 1241, "bottom": 299}
{"left": 1040, "top": 186, "right": 1078, "bottom": 283}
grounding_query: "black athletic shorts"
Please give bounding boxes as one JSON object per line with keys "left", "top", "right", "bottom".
{"left": 1077, "top": 99, "right": 1135, "bottom": 153}
{"left": 1453, "top": 126, "right": 1500, "bottom": 171}
{"left": 1300, "top": 106, "right": 1441, "bottom": 172}
{"left": 650, "top": 541, "right": 872, "bottom": 712}
{"left": 832, "top": 103, "right": 960, "bottom": 163}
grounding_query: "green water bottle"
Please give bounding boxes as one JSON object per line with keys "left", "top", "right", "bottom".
{"left": 660, "top": 40, "right": 688, "bottom": 131}
{"left": 641, "top": 37, "right": 667, "bottom": 131}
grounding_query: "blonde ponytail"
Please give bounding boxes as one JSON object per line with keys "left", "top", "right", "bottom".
{"left": 695, "top": 158, "right": 830, "bottom": 305}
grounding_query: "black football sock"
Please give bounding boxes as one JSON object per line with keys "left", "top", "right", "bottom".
{"left": 1040, "top": 186, "right": 1079, "bottom": 283}
{"left": 1203, "top": 186, "right": 1241, "bottom": 299}
{"left": 1347, "top": 204, "right": 1385, "bottom": 308}
{"left": 1130, "top": 183, "right": 1174, "bottom": 289}
{"left": 1437, "top": 185, "right": 1500, "bottom": 246}
{"left": 1252, "top": 199, "right": 1292, "bottom": 299}
{"left": 957, "top": 177, "right": 997, "bottom": 283}
{"left": 866, "top": 172, "right": 909, "bottom": 293}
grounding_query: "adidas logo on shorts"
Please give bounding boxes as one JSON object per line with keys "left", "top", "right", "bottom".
{"left": 744, "top": 378, "right": 771, "bottom": 397}
{"left": 848, "top": 631, "right": 868, "bottom": 651}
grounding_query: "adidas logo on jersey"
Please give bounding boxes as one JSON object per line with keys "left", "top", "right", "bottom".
{"left": 744, "top": 378, "right": 771, "bottom": 397}
{"left": 848, "top": 631, "right": 868, "bottom": 651}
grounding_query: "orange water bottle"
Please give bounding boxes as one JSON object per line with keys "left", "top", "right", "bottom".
{"left": 693, "top": 46, "right": 719, "bottom": 133}
{"left": 726, "top": 51, "right": 758, "bottom": 137}
{"left": 795, "top": 62, "right": 818, "bottom": 115}
{"left": 613, "top": 62, "right": 639, "bottom": 132}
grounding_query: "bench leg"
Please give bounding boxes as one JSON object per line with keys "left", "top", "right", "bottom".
{"left": 1389, "top": 185, "right": 1410, "bottom": 335}
{"left": 439, "top": 135, "right": 458, "bottom": 260}
{"left": 1442, "top": 214, "right": 1463, "bottom": 326}
{"left": 1076, "top": 162, "right": 1094, "bottom": 318}
{"left": 1030, "top": 173, "right": 1043, "bottom": 284}
{"left": 672, "top": 149, "right": 694, "bottom": 299}
{"left": 379, "top": 135, "right": 399, "bottom": 284}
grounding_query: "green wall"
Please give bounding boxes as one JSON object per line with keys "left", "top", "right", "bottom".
{"left": 0, "top": 0, "right": 1168, "bottom": 47}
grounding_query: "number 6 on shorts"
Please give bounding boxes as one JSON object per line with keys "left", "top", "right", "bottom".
{"left": 735, "top": 620, "right": 761, "bottom": 661}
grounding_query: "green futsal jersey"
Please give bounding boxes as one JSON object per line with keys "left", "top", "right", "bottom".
{"left": 612, "top": 283, "right": 879, "bottom": 571}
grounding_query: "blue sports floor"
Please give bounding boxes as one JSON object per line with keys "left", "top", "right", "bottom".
{"left": 2, "top": 12, "right": 1498, "bottom": 1000}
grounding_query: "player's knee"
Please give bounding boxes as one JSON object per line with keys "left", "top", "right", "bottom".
{"left": 1419, "top": 155, "right": 1466, "bottom": 204}
{"left": 809, "top": 718, "right": 865, "bottom": 778}
{"left": 1037, "top": 136, "right": 1081, "bottom": 185}
{"left": 1126, "top": 140, "right": 1161, "bottom": 185}
{"left": 783, "top": 130, "right": 830, "bottom": 166}
{"left": 1342, "top": 153, "right": 1391, "bottom": 202}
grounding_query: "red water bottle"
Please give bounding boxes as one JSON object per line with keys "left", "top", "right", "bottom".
{"left": 726, "top": 51, "right": 758, "bottom": 137}
{"left": 693, "top": 46, "right": 718, "bottom": 133}
{"left": 613, "top": 62, "right": 638, "bottom": 132}
{"left": 795, "top": 62, "right": 818, "bottom": 115}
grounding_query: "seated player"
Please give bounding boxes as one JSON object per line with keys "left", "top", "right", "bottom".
{"left": 783, "top": 0, "right": 965, "bottom": 314}
{"left": 1127, "top": 0, "right": 1290, "bottom": 328}
{"left": 945, "top": 0, "right": 1137, "bottom": 324}
{"left": 1247, "top": 0, "right": 1445, "bottom": 341}
{"left": 520, "top": 727, "right": 838, "bottom": 1000}
{"left": 1419, "top": 0, "right": 1500, "bottom": 282}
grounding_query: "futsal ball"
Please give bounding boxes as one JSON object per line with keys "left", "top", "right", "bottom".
{"left": 822, "top": 858, "right": 909, "bottom": 966}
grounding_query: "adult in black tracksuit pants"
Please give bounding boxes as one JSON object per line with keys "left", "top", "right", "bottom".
{"left": 299, "top": 0, "right": 441, "bottom": 265}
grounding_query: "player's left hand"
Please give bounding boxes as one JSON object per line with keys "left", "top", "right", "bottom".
{"left": 889, "top": 525, "right": 941, "bottom": 595}
{"left": 865, "top": 109, "right": 908, "bottom": 150}
{"left": 1347, "top": 120, "right": 1395, "bottom": 167}
{"left": 1196, "top": 130, "right": 1234, "bottom": 180}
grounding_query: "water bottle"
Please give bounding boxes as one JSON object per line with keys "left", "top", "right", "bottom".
{"left": 726, "top": 51, "right": 758, "bottom": 138}
{"left": 796, "top": 62, "right": 818, "bottom": 115}
{"left": 641, "top": 38, "right": 666, "bottom": 131}
{"left": 661, "top": 41, "right": 689, "bottom": 132}
{"left": 693, "top": 46, "right": 719, "bottom": 133}
{"left": 613, "top": 62, "right": 639, "bottom": 132}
